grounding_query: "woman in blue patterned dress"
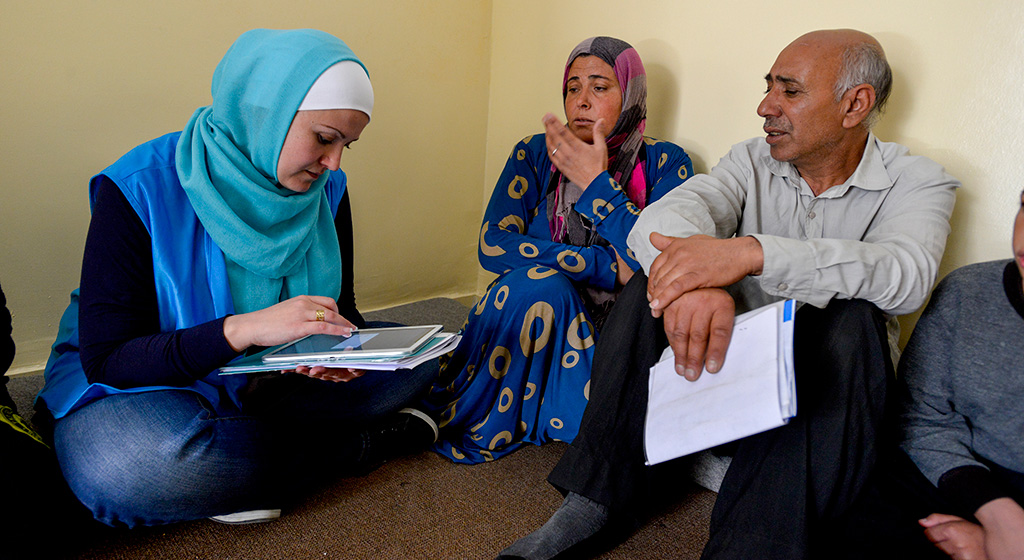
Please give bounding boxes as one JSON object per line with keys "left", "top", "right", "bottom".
{"left": 423, "top": 37, "right": 694, "bottom": 464}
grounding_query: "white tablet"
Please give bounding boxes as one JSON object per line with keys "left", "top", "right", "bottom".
{"left": 261, "top": 325, "right": 443, "bottom": 364}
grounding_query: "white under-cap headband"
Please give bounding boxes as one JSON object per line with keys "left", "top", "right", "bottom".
{"left": 298, "top": 61, "right": 374, "bottom": 118}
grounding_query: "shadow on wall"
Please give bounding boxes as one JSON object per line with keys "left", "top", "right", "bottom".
{"left": 847, "top": 32, "right": 982, "bottom": 349}
{"left": 871, "top": 31, "right": 916, "bottom": 143}
{"left": 636, "top": 38, "right": 708, "bottom": 175}
{"left": 871, "top": 29, "right": 979, "bottom": 280}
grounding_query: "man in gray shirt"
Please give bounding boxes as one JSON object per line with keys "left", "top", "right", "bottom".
{"left": 500, "top": 29, "right": 959, "bottom": 560}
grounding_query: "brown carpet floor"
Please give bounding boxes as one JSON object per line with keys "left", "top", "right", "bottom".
{"left": 63, "top": 443, "right": 714, "bottom": 559}
{"left": 10, "top": 298, "right": 715, "bottom": 559}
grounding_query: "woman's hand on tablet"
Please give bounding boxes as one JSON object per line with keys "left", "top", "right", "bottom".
{"left": 293, "top": 365, "right": 365, "bottom": 383}
{"left": 223, "top": 295, "right": 357, "bottom": 353}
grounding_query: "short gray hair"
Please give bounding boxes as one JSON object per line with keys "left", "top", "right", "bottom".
{"left": 833, "top": 42, "right": 892, "bottom": 129}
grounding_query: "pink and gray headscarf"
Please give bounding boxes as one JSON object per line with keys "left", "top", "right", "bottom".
{"left": 548, "top": 36, "right": 648, "bottom": 246}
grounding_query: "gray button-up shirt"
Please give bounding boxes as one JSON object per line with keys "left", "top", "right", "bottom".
{"left": 628, "top": 134, "right": 959, "bottom": 329}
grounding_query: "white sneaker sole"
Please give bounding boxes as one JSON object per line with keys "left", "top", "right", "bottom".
{"left": 210, "top": 509, "right": 282, "bottom": 525}
{"left": 400, "top": 407, "right": 439, "bottom": 442}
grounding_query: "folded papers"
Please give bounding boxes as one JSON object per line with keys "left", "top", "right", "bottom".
{"left": 644, "top": 300, "right": 796, "bottom": 465}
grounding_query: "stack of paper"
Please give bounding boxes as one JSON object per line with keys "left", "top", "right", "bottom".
{"left": 644, "top": 300, "right": 796, "bottom": 465}
{"left": 218, "top": 333, "right": 460, "bottom": 375}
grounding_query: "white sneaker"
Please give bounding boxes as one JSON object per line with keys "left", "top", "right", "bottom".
{"left": 210, "top": 509, "right": 282, "bottom": 524}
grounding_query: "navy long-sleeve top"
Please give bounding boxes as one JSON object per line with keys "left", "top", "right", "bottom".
{"left": 77, "top": 177, "right": 363, "bottom": 390}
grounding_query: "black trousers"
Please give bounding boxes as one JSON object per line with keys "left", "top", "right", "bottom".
{"left": 547, "top": 273, "right": 894, "bottom": 560}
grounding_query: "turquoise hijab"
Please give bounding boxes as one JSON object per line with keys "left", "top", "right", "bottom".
{"left": 175, "top": 29, "right": 368, "bottom": 314}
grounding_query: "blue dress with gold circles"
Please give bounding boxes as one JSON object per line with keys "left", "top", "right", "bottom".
{"left": 423, "top": 134, "right": 693, "bottom": 464}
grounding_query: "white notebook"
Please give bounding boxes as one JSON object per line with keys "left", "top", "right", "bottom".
{"left": 644, "top": 299, "right": 797, "bottom": 465}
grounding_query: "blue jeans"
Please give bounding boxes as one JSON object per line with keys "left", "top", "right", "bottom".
{"left": 54, "top": 355, "right": 438, "bottom": 527}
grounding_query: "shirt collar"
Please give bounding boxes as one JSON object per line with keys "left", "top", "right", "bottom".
{"left": 763, "top": 133, "right": 894, "bottom": 197}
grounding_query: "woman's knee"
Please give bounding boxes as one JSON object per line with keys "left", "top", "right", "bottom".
{"left": 473, "top": 266, "right": 580, "bottom": 317}
{"left": 54, "top": 392, "right": 271, "bottom": 526}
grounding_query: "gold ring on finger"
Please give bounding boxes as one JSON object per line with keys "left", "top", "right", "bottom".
{"left": 315, "top": 309, "right": 325, "bottom": 322}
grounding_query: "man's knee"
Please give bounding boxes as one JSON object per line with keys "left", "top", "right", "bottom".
{"left": 796, "top": 299, "right": 887, "bottom": 353}
{"left": 793, "top": 299, "right": 893, "bottom": 408}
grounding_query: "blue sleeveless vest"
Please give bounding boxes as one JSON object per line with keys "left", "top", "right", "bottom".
{"left": 39, "top": 132, "right": 346, "bottom": 418}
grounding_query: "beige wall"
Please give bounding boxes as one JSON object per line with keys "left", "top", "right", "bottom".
{"left": 1, "top": 1, "right": 491, "bottom": 373}
{"left": 3, "top": 0, "right": 1021, "bottom": 372}
{"left": 484, "top": 0, "right": 1024, "bottom": 344}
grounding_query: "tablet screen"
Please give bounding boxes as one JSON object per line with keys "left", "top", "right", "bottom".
{"left": 262, "top": 325, "right": 442, "bottom": 363}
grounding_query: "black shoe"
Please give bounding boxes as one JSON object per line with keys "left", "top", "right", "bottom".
{"left": 355, "top": 408, "right": 438, "bottom": 471}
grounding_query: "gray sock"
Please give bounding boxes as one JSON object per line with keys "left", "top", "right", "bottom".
{"left": 499, "top": 492, "right": 610, "bottom": 560}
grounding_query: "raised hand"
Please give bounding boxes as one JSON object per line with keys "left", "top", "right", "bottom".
{"left": 542, "top": 113, "right": 609, "bottom": 189}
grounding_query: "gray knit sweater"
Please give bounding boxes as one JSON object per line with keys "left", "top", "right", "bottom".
{"left": 900, "top": 259, "right": 1024, "bottom": 513}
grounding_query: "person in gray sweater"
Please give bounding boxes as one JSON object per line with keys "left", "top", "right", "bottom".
{"left": 898, "top": 190, "right": 1024, "bottom": 559}
{"left": 845, "top": 191, "right": 1024, "bottom": 559}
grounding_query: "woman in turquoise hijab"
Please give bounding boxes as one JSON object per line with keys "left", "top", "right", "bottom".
{"left": 38, "top": 29, "right": 439, "bottom": 528}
